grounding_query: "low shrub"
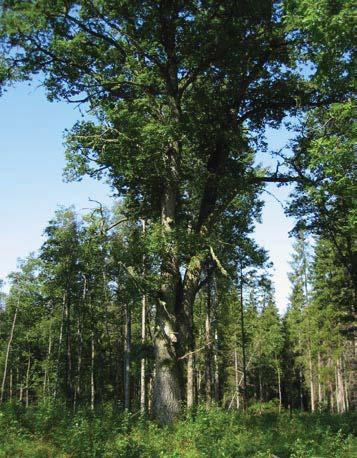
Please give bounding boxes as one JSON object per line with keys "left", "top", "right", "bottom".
{"left": 0, "top": 403, "right": 356, "bottom": 457}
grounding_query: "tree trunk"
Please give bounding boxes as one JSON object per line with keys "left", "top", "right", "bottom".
{"left": 153, "top": 293, "right": 181, "bottom": 424}
{"left": 197, "top": 368, "right": 202, "bottom": 401}
{"left": 64, "top": 292, "right": 72, "bottom": 403}
{"left": 148, "top": 368, "right": 154, "bottom": 415}
{"left": 213, "top": 328, "right": 220, "bottom": 403}
{"left": 43, "top": 320, "right": 53, "bottom": 398}
{"left": 186, "top": 353, "right": 195, "bottom": 410}
{"left": 140, "top": 219, "right": 147, "bottom": 414}
{"left": 140, "top": 293, "right": 147, "bottom": 414}
{"left": 277, "top": 363, "right": 282, "bottom": 412}
{"left": 299, "top": 369, "right": 304, "bottom": 410}
{"left": 153, "top": 146, "right": 182, "bottom": 424}
{"left": 239, "top": 270, "right": 248, "bottom": 410}
{"left": 74, "top": 276, "right": 86, "bottom": 409}
{"left": 25, "top": 354, "right": 31, "bottom": 408}
{"left": 205, "top": 276, "right": 212, "bottom": 408}
{"left": 234, "top": 347, "right": 240, "bottom": 409}
{"left": 179, "top": 254, "right": 205, "bottom": 411}
{"left": 74, "top": 315, "right": 83, "bottom": 409}
{"left": 184, "top": 267, "right": 201, "bottom": 411}
{"left": 91, "top": 332, "right": 95, "bottom": 411}
{"left": 336, "top": 358, "right": 346, "bottom": 413}
{"left": 348, "top": 335, "right": 357, "bottom": 411}
{"left": 309, "top": 346, "right": 316, "bottom": 412}
{"left": 54, "top": 293, "right": 66, "bottom": 399}
{"left": 1, "top": 303, "right": 18, "bottom": 404}
{"left": 153, "top": 324, "right": 181, "bottom": 423}
{"left": 317, "top": 352, "right": 323, "bottom": 409}
{"left": 124, "top": 303, "right": 131, "bottom": 411}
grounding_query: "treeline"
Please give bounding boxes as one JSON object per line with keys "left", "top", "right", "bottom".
{"left": 0, "top": 207, "right": 354, "bottom": 415}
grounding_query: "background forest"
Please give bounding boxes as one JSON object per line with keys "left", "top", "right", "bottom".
{"left": 0, "top": 0, "right": 355, "bottom": 457}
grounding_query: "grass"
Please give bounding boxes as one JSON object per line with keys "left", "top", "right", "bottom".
{"left": 0, "top": 402, "right": 356, "bottom": 457}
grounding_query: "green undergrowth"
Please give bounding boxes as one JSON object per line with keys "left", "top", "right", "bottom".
{"left": 0, "top": 402, "right": 356, "bottom": 457}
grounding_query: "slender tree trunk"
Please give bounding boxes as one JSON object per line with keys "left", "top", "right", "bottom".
{"left": 140, "top": 293, "right": 147, "bottom": 414}
{"left": 91, "top": 332, "right": 95, "bottom": 411}
{"left": 186, "top": 353, "right": 195, "bottom": 410}
{"left": 336, "top": 358, "right": 346, "bottom": 413}
{"left": 317, "top": 352, "right": 323, "bottom": 409}
{"left": 140, "top": 219, "right": 147, "bottom": 414}
{"left": 309, "top": 346, "right": 316, "bottom": 412}
{"left": 64, "top": 292, "right": 72, "bottom": 403}
{"left": 185, "top": 283, "right": 200, "bottom": 411}
{"left": 197, "top": 368, "right": 202, "bottom": 401}
{"left": 74, "top": 316, "right": 83, "bottom": 410}
{"left": 205, "top": 276, "right": 212, "bottom": 408}
{"left": 124, "top": 303, "right": 131, "bottom": 410}
{"left": 74, "top": 277, "right": 86, "bottom": 409}
{"left": 186, "top": 286, "right": 196, "bottom": 412}
{"left": 43, "top": 320, "right": 53, "bottom": 398}
{"left": 330, "top": 385, "right": 335, "bottom": 412}
{"left": 183, "top": 259, "right": 202, "bottom": 411}
{"left": 54, "top": 293, "right": 66, "bottom": 399}
{"left": 148, "top": 369, "right": 154, "bottom": 414}
{"left": 348, "top": 322, "right": 357, "bottom": 411}
{"left": 239, "top": 269, "right": 247, "bottom": 410}
{"left": 1, "top": 303, "right": 18, "bottom": 404}
{"left": 213, "top": 328, "right": 219, "bottom": 403}
{"left": 343, "top": 358, "right": 349, "bottom": 412}
{"left": 234, "top": 347, "right": 240, "bottom": 410}
{"left": 277, "top": 362, "right": 282, "bottom": 412}
{"left": 299, "top": 369, "right": 304, "bottom": 410}
{"left": 25, "top": 354, "right": 31, "bottom": 408}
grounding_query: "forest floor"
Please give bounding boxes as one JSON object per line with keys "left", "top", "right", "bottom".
{"left": 0, "top": 403, "right": 356, "bottom": 458}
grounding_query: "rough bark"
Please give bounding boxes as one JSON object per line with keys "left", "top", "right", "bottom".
{"left": 153, "top": 144, "right": 182, "bottom": 424}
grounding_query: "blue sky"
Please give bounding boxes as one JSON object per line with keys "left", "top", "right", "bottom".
{"left": 0, "top": 82, "right": 296, "bottom": 312}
